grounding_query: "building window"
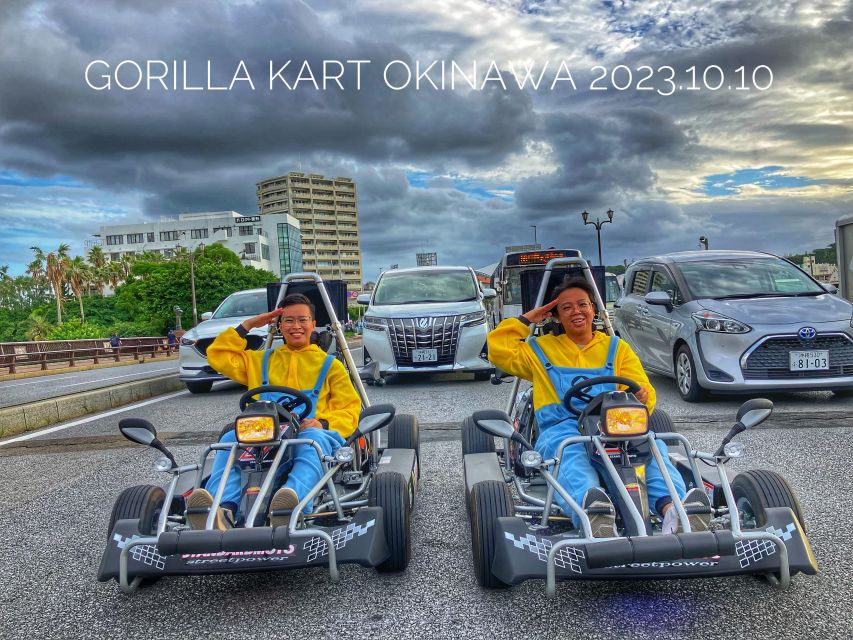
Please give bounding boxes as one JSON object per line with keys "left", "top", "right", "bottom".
{"left": 146, "top": 232, "right": 155, "bottom": 243}
{"left": 110, "top": 252, "right": 120, "bottom": 261}
{"left": 261, "top": 244, "right": 270, "bottom": 260}
{"left": 191, "top": 228, "right": 209, "bottom": 239}
{"left": 106, "top": 235, "right": 123, "bottom": 246}
{"left": 126, "top": 233, "right": 144, "bottom": 244}
{"left": 244, "top": 242, "right": 256, "bottom": 255}
{"left": 239, "top": 225, "right": 255, "bottom": 236}
{"left": 277, "top": 222, "right": 303, "bottom": 277}
{"left": 160, "top": 230, "right": 179, "bottom": 241}
{"left": 164, "top": 249, "right": 174, "bottom": 259}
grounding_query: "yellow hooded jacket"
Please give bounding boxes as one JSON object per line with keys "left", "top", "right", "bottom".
{"left": 487, "top": 318, "right": 656, "bottom": 414}
{"left": 207, "top": 328, "right": 361, "bottom": 439}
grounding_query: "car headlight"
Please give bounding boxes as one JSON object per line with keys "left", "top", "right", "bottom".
{"left": 691, "top": 311, "right": 751, "bottom": 334}
{"left": 461, "top": 311, "right": 486, "bottom": 327}
{"left": 180, "top": 336, "right": 197, "bottom": 346}
{"left": 363, "top": 316, "right": 386, "bottom": 331}
{"left": 235, "top": 415, "right": 278, "bottom": 443}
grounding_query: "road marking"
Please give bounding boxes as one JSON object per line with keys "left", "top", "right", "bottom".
{"left": 0, "top": 381, "right": 226, "bottom": 447}
{"left": 1, "top": 366, "right": 178, "bottom": 389}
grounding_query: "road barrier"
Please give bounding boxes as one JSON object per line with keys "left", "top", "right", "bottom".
{"left": 0, "top": 337, "right": 172, "bottom": 374}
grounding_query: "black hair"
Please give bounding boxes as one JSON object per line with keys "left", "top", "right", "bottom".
{"left": 551, "top": 276, "right": 598, "bottom": 311}
{"left": 278, "top": 293, "right": 316, "bottom": 319}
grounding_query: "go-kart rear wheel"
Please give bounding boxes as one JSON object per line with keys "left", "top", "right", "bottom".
{"left": 649, "top": 409, "right": 680, "bottom": 446}
{"left": 469, "top": 480, "right": 514, "bottom": 589}
{"left": 461, "top": 416, "right": 495, "bottom": 457}
{"left": 108, "top": 484, "right": 166, "bottom": 587}
{"left": 731, "top": 470, "right": 806, "bottom": 532}
{"left": 369, "top": 472, "right": 411, "bottom": 573}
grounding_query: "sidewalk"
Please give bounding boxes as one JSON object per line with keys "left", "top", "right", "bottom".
{"left": 0, "top": 353, "right": 179, "bottom": 382}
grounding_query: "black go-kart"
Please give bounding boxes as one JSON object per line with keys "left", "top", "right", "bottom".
{"left": 98, "top": 273, "right": 420, "bottom": 594}
{"left": 462, "top": 255, "right": 817, "bottom": 594}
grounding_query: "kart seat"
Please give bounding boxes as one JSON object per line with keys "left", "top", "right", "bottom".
{"left": 310, "top": 330, "right": 334, "bottom": 353}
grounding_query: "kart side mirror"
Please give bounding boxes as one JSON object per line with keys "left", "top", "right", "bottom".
{"left": 472, "top": 410, "right": 533, "bottom": 450}
{"left": 119, "top": 418, "right": 177, "bottom": 469}
{"left": 348, "top": 404, "right": 396, "bottom": 444}
{"left": 736, "top": 398, "right": 773, "bottom": 429}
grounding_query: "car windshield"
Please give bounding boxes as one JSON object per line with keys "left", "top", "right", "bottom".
{"left": 678, "top": 258, "right": 824, "bottom": 299}
{"left": 373, "top": 270, "right": 478, "bottom": 305}
{"left": 212, "top": 291, "right": 268, "bottom": 318}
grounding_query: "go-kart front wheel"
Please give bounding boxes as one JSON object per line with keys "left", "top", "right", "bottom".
{"left": 461, "top": 416, "right": 495, "bottom": 457}
{"left": 369, "top": 472, "right": 412, "bottom": 572}
{"left": 108, "top": 484, "right": 166, "bottom": 587}
{"left": 731, "top": 470, "right": 806, "bottom": 532}
{"left": 469, "top": 480, "right": 514, "bottom": 589}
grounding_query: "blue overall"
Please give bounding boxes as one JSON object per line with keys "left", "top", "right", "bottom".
{"left": 530, "top": 335, "right": 685, "bottom": 526}
{"left": 205, "top": 349, "right": 345, "bottom": 515}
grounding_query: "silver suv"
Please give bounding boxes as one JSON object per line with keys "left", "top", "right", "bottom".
{"left": 357, "top": 266, "right": 497, "bottom": 381}
{"left": 613, "top": 250, "right": 853, "bottom": 401}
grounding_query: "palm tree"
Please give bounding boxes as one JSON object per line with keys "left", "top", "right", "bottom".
{"left": 26, "top": 312, "right": 52, "bottom": 341}
{"left": 33, "top": 244, "right": 70, "bottom": 324}
{"left": 66, "top": 256, "right": 90, "bottom": 322}
{"left": 87, "top": 245, "right": 107, "bottom": 294}
{"left": 119, "top": 253, "right": 135, "bottom": 280}
{"left": 106, "top": 261, "right": 123, "bottom": 290}
{"left": 28, "top": 248, "right": 45, "bottom": 283}
{"left": 0, "top": 264, "right": 8, "bottom": 280}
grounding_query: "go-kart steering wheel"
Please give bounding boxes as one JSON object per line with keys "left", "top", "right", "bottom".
{"left": 562, "top": 375, "right": 643, "bottom": 417}
{"left": 239, "top": 385, "right": 314, "bottom": 422}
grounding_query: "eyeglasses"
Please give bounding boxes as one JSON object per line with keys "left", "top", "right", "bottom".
{"left": 280, "top": 317, "right": 313, "bottom": 327}
{"left": 557, "top": 301, "right": 592, "bottom": 313}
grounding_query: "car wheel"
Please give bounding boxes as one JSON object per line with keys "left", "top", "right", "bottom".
{"left": 461, "top": 416, "right": 495, "bottom": 457}
{"left": 369, "top": 472, "right": 412, "bottom": 572}
{"left": 469, "top": 480, "right": 514, "bottom": 588}
{"left": 185, "top": 380, "right": 213, "bottom": 394}
{"left": 675, "top": 345, "right": 708, "bottom": 402}
{"left": 474, "top": 370, "right": 492, "bottom": 382}
{"left": 731, "top": 470, "right": 806, "bottom": 532}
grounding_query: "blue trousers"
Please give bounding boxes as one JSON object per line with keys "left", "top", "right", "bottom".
{"left": 205, "top": 427, "right": 345, "bottom": 515}
{"left": 535, "top": 419, "right": 686, "bottom": 527}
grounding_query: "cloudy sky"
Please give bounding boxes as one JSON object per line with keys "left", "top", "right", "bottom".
{"left": 1, "top": 0, "right": 851, "bottom": 282}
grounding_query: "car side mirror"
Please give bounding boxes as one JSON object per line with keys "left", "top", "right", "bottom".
{"left": 348, "top": 404, "right": 396, "bottom": 444}
{"left": 471, "top": 409, "right": 533, "bottom": 450}
{"left": 736, "top": 398, "right": 773, "bottom": 428}
{"left": 201, "top": 312, "right": 213, "bottom": 321}
{"left": 644, "top": 291, "right": 673, "bottom": 311}
{"left": 482, "top": 288, "right": 497, "bottom": 299}
{"left": 356, "top": 293, "right": 371, "bottom": 305}
{"left": 821, "top": 283, "right": 837, "bottom": 294}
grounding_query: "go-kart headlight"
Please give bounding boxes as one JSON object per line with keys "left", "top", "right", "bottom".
{"left": 334, "top": 446, "right": 355, "bottom": 464}
{"left": 520, "top": 450, "right": 543, "bottom": 468}
{"left": 602, "top": 406, "right": 649, "bottom": 436}
{"left": 235, "top": 415, "right": 278, "bottom": 443}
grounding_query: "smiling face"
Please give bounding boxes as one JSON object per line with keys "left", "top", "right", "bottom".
{"left": 554, "top": 287, "right": 596, "bottom": 343}
{"left": 279, "top": 303, "right": 316, "bottom": 348}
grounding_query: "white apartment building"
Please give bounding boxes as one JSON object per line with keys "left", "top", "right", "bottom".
{"left": 256, "top": 172, "right": 362, "bottom": 292}
{"left": 95, "top": 211, "right": 302, "bottom": 278}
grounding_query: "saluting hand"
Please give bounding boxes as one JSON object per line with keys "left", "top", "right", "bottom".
{"left": 522, "top": 298, "right": 560, "bottom": 324}
{"left": 241, "top": 307, "right": 285, "bottom": 331}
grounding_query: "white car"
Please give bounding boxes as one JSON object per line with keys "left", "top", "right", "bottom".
{"left": 179, "top": 288, "right": 281, "bottom": 393}
{"left": 357, "top": 266, "right": 497, "bottom": 381}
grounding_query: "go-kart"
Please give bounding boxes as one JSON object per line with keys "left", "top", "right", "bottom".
{"left": 462, "top": 255, "right": 817, "bottom": 594}
{"left": 98, "top": 273, "right": 420, "bottom": 593}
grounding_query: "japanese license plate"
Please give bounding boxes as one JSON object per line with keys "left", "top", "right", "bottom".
{"left": 789, "top": 350, "right": 829, "bottom": 371}
{"left": 412, "top": 348, "right": 438, "bottom": 362}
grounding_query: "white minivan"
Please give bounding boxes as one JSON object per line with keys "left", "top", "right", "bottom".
{"left": 358, "top": 266, "right": 497, "bottom": 381}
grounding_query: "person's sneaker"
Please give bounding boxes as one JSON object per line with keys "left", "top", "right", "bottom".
{"left": 582, "top": 487, "right": 618, "bottom": 538}
{"left": 269, "top": 487, "right": 300, "bottom": 528}
{"left": 185, "top": 488, "right": 234, "bottom": 531}
{"left": 683, "top": 488, "right": 713, "bottom": 532}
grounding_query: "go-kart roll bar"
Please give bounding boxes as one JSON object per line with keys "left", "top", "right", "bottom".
{"left": 504, "top": 256, "right": 612, "bottom": 416}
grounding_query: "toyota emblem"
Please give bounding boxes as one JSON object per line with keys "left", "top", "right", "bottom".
{"left": 798, "top": 326, "right": 817, "bottom": 340}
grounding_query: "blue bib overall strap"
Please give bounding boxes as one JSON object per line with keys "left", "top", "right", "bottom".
{"left": 529, "top": 335, "right": 620, "bottom": 430}
{"left": 258, "top": 349, "right": 335, "bottom": 420}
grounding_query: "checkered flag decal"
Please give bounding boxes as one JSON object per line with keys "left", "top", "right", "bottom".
{"left": 735, "top": 538, "right": 777, "bottom": 568}
{"left": 113, "top": 533, "right": 167, "bottom": 571}
{"left": 304, "top": 519, "right": 376, "bottom": 562}
{"left": 767, "top": 522, "right": 796, "bottom": 542}
{"left": 504, "top": 532, "right": 585, "bottom": 574}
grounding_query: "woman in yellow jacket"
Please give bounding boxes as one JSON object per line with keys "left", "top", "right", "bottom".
{"left": 185, "top": 293, "right": 361, "bottom": 530}
{"left": 488, "top": 277, "right": 710, "bottom": 538}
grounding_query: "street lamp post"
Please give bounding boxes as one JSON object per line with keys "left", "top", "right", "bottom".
{"left": 531, "top": 225, "right": 537, "bottom": 245}
{"left": 581, "top": 209, "right": 614, "bottom": 266}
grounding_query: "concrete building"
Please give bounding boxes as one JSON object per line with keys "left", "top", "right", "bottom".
{"left": 256, "top": 172, "right": 362, "bottom": 292}
{"left": 95, "top": 211, "right": 302, "bottom": 278}
{"left": 802, "top": 255, "right": 840, "bottom": 285}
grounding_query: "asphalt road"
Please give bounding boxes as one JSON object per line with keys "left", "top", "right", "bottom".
{"left": 0, "top": 360, "right": 179, "bottom": 408}
{"left": 0, "top": 373, "right": 851, "bottom": 639}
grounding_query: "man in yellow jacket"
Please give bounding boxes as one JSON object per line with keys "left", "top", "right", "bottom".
{"left": 488, "top": 277, "right": 710, "bottom": 538}
{"left": 185, "top": 293, "right": 361, "bottom": 530}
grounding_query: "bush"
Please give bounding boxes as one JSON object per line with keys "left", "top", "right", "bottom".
{"left": 47, "top": 318, "right": 107, "bottom": 340}
{"left": 110, "top": 320, "right": 162, "bottom": 337}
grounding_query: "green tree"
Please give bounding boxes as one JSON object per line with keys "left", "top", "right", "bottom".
{"left": 87, "top": 245, "right": 107, "bottom": 294}
{"left": 31, "top": 244, "right": 70, "bottom": 324}
{"left": 66, "top": 256, "right": 90, "bottom": 322}
{"left": 26, "top": 312, "right": 53, "bottom": 340}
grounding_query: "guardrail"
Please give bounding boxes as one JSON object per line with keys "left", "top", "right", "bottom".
{"left": 0, "top": 337, "right": 172, "bottom": 374}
